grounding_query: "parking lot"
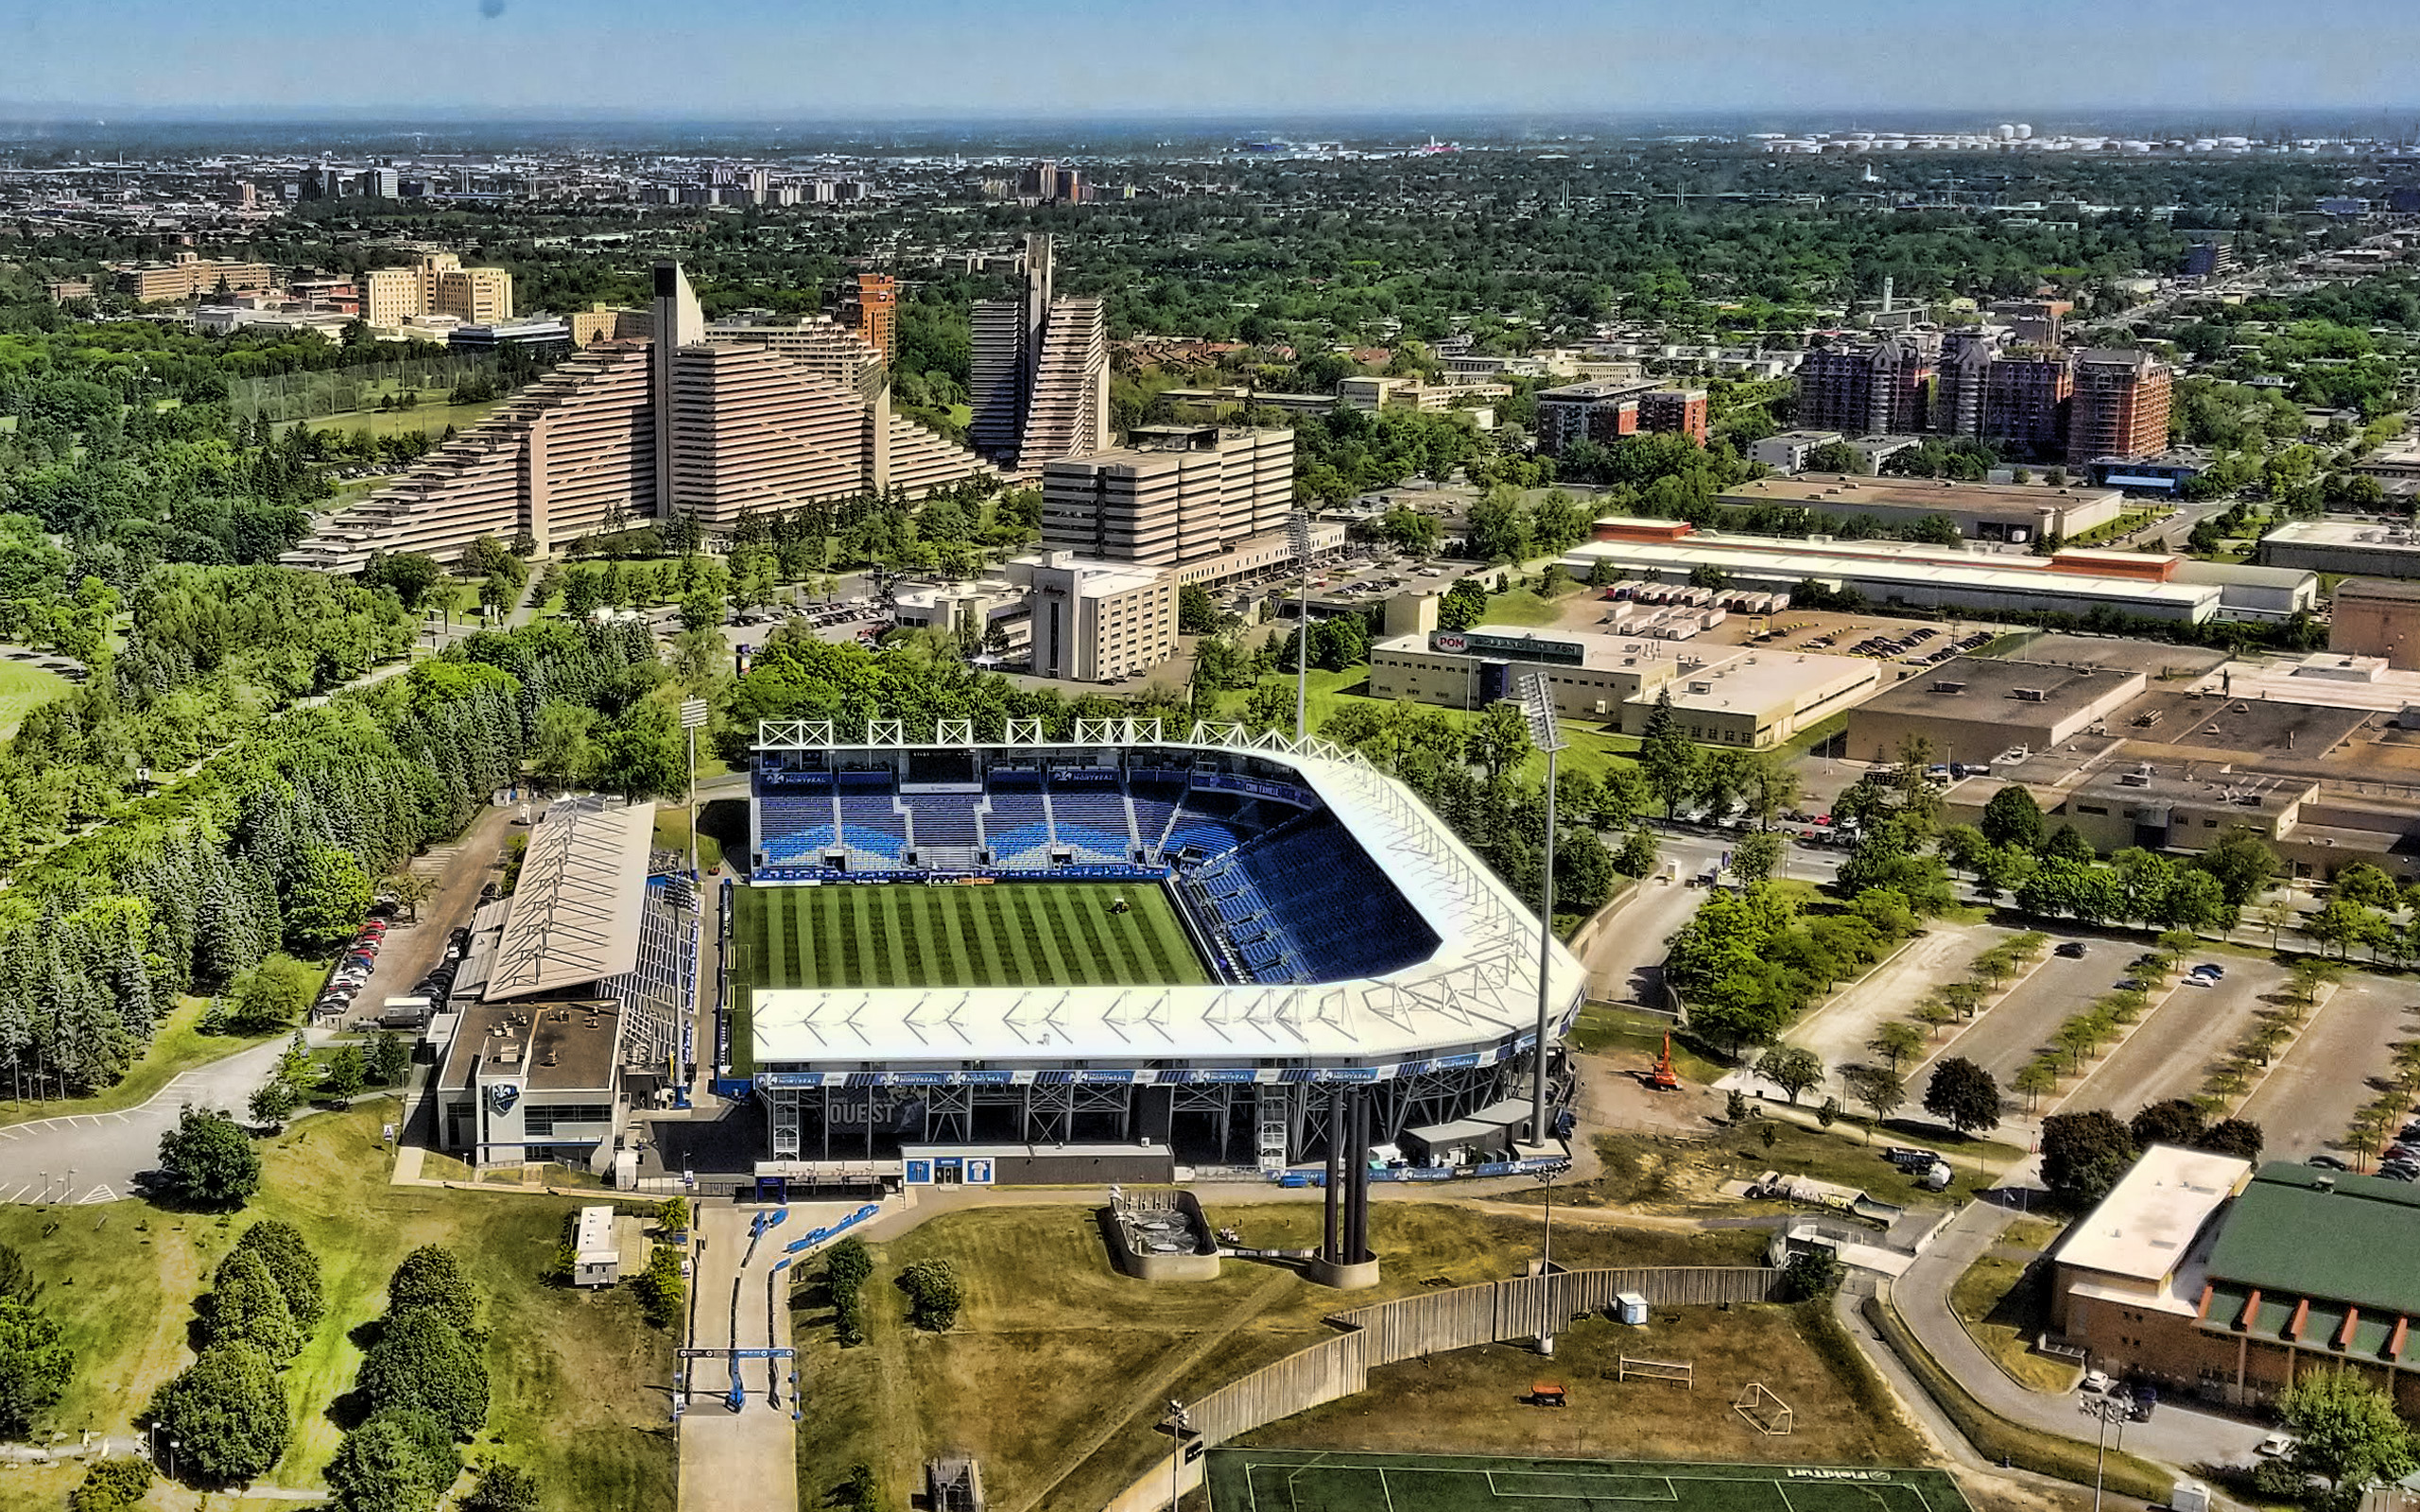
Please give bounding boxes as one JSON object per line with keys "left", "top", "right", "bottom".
{"left": 1909, "top": 944, "right": 2119, "bottom": 1094}
{"left": 2065, "top": 956, "right": 2289, "bottom": 1118}
{"left": 2238, "top": 972, "right": 2418, "bottom": 1161}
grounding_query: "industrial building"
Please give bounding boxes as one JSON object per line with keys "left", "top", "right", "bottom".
{"left": 1366, "top": 625, "right": 1883, "bottom": 747}
{"left": 1560, "top": 529, "right": 2284, "bottom": 625}
{"left": 1846, "top": 658, "right": 2149, "bottom": 765}
{"left": 969, "top": 232, "right": 1110, "bottom": 474}
{"left": 282, "top": 262, "right": 996, "bottom": 572}
{"left": 2052, "top": 1156, "right": 2420, "bottom": 1414}
{"left": 1746, "top": 430, "right": 1844, "bottom": 472}
{"left": 2260, "top": 521, "right": 2420, "bottom": 578}
{"left": 2328, "top": 578, "right": 2420, "bottom": 670}
{"left": 1712, "top": 474, "right": 2127, "bottom": 544}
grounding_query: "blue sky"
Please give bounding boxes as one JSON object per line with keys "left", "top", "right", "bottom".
{"left": 4, "top": 0, "right": 2416, "bottom": 117}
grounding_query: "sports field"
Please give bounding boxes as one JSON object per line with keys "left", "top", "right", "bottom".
{"left": 730, "top": 881, "right": 1210, "bottom": 988}
{"left": 1205, "top": 1452, "right": 1973, "bottom": 1512}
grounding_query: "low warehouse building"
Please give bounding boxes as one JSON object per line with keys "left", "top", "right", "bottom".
{"left": 1619, "top": 651, "right": 1882, "bottom": 748}
{"left": 2054, "top": 1159, "right": 2420, "bottom": 1413}
{"left": 2259, "top": 521, "right": 2420, "bottom": 578}
{"left": 1713, "top": 473, "right": 2128, "bottom": 544}
{"left": 1846, "top": 658, "right": 2147, "bottom": 765}
{"left": 2329, "top": 578, "right": 2420, "bottom": 670}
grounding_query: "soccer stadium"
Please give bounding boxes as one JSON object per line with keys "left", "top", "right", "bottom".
{"left": 722, "top": 719, "right": 1585, "bottom": 1182}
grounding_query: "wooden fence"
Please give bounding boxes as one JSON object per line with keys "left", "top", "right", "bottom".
{"left": 1101, "top": 1264, "right": 1784, "bottom": 1512}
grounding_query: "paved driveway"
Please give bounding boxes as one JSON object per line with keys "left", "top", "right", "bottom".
{"left": 0, "top": 1038, "right": 294, "bottom": 1205}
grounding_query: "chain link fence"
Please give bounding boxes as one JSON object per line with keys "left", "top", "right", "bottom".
{"left": 229, "top": 354, "right": 501, "bottom": 425}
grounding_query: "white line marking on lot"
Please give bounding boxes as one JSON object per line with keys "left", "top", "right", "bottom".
{"left": 78, "top": 1185, "right": 114, "bottom": 1205}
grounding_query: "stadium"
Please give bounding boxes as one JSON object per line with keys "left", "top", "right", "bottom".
{"left": 720, "top": 719, "right": 1585, "bottom": 1184}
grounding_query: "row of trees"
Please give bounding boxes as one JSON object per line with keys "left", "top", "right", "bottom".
{"left": 0, "top": 1243, "right": 74, "bottom": 1436}
{"left": 329, "top": 1246, "right": 530, "bottom": 1512}
{"left": 146, "top": 1222, "right": 323, "bottom": 1482}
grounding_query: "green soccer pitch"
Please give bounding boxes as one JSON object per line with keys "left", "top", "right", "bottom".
{"left": 728, "top": 881, "right": 1212, "bottom": 990}
{"left": 1202, "top": 1452, "right": 1975, "bottom": 1512}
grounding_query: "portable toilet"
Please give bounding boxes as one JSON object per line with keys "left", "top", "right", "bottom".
{"left": 1613, "top": 1291, "right": 1650, "bottom": 1326}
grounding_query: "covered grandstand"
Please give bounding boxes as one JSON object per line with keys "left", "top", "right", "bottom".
{"left": 733, "top": 721, "right": 1584, "bottom": 1175}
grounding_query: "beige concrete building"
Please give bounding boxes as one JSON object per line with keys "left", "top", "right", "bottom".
{"left": 1623, "top": 652, "right": 1884, "bottom": 748}
{"left": 571, "top": 303, "right": 651, "bottom": 346}
{"left": 1026, "top": 554, "right": 1175, "bottom": 682}
{"left": 112, "top": 253, "right": 274, "bottom": 303}
{"left": 363, "top": 252, "right": 514, "bottom": 330}
{"left": 1847, "top": 657, "right": 2149, "bottom": 765}
{"left": 970, "top": 233, "right": 1109, "bottom": 474}
{"left": 1041, "top": 426, "right": 1293, "bottom": 565}
{"left": 1715, "top": 474, "right": 2128, "bottom": 545}
{"left": 2328, "top": 578, "right": 2420, "bottom": 671}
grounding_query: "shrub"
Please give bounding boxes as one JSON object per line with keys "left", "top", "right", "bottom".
{"left": 388, "top": 1246, "right": 479, "bottom": 1336}
{"left": 460, "top": 1462, "right": 541, "bottom": 1512}
{"left": 69, "top": 1458, "right": 153, "bottom": 1512}
{"left": 633, "top": 1245, "right": 685, "bottom": 1330}
{"left": 899, "top": 1259, "right": 963, "bottom": 1332}
{"left": 356, "top": 1312, "right": 489, "bottom": 1441}
{"left": 147, "top": 1342, "right": 289, "bottom": 1482}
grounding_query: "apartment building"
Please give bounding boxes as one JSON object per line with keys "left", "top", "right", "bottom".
{"left": 1792, "top": 331, "right": 1937, "bottom": 436}
{"left": 1931, "top": 328, "right": 2004, "bottom": 438}
{"left": 112, "top": 252, "right": 275, "bottom": 303}
{"left": 969, "top": 233, "right": 1109, "bottom": 473}
{"left": 2068, "top": 349, "right": 2174, "bottom": 467}
{"left": 1040, "top": 426, "right": 1294, "bottom": 565}
{"left": 1532, "top": 381, "right": 1710, "bottom": 452}
{"left": 839, "top": 273, "right": 898, "bottom": 368}
{"left": 363, "top": 253, "right": 514, "bottom": 330}
{"left": 1981, "top": 352, "right": 2074, "bottom": 454}
{"left": 1027, "top": 555, "right": 1175, "bottom": 681}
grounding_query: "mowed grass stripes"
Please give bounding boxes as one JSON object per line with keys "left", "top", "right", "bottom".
{"left": 729, "top": 882, "right": 1209, "bottom": 989}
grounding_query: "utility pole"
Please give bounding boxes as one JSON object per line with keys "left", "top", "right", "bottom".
{"left": 1516, "top": 672, "right": 1568, "bottom": 1151}
{"left": 1288, "top": 511, "right": 1314, "bottom": 742}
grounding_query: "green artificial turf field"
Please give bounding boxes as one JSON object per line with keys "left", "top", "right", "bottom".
{"left": 1203, "top": 1452, "right": 1974, "bottom": 1512}
{"left": 730, "top": 881, "right": 1210, "bottom": 989}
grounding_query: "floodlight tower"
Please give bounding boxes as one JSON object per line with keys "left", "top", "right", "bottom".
{"left": 1516, "top": 672, "right": 1567, "bottom": 1152}
{"left": 1288, "top": 509, "right": 1314, "bottom": 742}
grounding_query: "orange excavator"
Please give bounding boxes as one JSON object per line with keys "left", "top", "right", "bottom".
{"left": 1649, "top": 1030, "right": 1683, "bottom": 1092}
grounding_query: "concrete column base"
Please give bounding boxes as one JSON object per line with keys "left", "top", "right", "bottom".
{"left": 1307, "top": 1257, "right": 1383, "bottom": 1290}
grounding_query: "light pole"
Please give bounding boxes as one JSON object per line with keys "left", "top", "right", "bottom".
{"left": 1165, "top": 1399, "right": 1191, "bottom": 1511}
{"left": 1288, "top": 510, "right": 1314, "bottom": 743}
{"left": 168, "top": 1438, "right": 178, "bottom": 1482}
{"left": 2089, "top": 1398, "right": 2125, "bottom": 1512}
{"left": 680, "top": 696, "right": 709, "bottom": 884}
{"left": 1538, "top": 1167, "right": 1557, "bottom": 1274}
{"left": 1516, "top": 672, "right": 1568, "bottom": 1152}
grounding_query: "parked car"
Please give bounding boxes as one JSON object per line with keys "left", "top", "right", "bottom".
{"left": 2308, "top": 1154, "right": 2349, "bottom": 1171}
{"left": 2130, "top": 1385, "right": 2157, "bottom": 1421}
{"left": 2258, "top": 1434, "right": 2298, "bottom": 1459}
{"left": 2055, "top": 941, "right": 2088, "bottom": 958}
{"left": 2081, "top": 1369, "right": 2113, "bottom": 1395}
{"left": 2190, "top": 963, "right": 2224, "bottom": 980}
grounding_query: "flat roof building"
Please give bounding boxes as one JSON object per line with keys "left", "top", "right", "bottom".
{"left": 1846, "top": 658, "right": 2149, "bottom": 765}
{"left": 2330, "top": 578, "right": 2420, "bottom": 671}
{"left": 1746, "top": 430, "right": 1844, "bottom": 473}
{"left": 2260, "top": 521, "right": 2420, "bottom": 578}
{"left": 1713, "top": 474, "right": 2127, "bottom": 545}
{"left": 363, "top": 252, "right": 513, "bottom": 330}
{"left": 1040, "top": 426, "right": 1293, "bottom": 566}
{"left": 1027, "top": 554, "right": 1175, "bottom": 683}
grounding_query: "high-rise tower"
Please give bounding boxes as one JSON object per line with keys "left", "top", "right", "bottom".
{"left": 969, "top": 233, "right": 1108, "bottom": 474}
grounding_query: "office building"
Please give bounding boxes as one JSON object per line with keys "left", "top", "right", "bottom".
{"left": 840, "top": 273, "right": 898, "bottom": 368}
{"left": 1793, "top": 331, "right": 1937, "bottom": 436}
{"left": 2327, "top": 578, "right": 2420, "bottom": 671}
{"left": 2260, "top": 522, "right": 2420, "bottom": 578}
{"left": 1986, "top": 299, "right": 2069, "bottom": 348}
{"left": 1018, "top": 159, "right": 1083, "bottom": 204}
{"left": 355, "top": 167, "right": 401, "bottom": 198}
{"left": 1040, "top": 425, "right": 1294, "bottom": 565}
{"left": 2185, "top": 240, "right": 2238, "bottom": 278}
{"left": 1980, "top": 352, "right": 2074, "bottom": 455}
{"left": 1636, "top": 387, "right": 1709, "bottom": 444}
{"left": 448, "top": 318, "right": 572, "bottom": 361}
{"left": 283, "top": 262, "right": 994, "bottom": 572}
{"left": 571, "top": 303, "right": 651, "bottom": 346}
{"left": 112, "top": 253, "right": 275, "bottom": 303}
{"left": 363, "top": 252, "right": 514, "bottom": 330}
{"left": 1533, "top": 381, "right": 1710, "bottom": 452}
{"left": 969, "top": 233, "right": 1109, "bottom": 473}
{"left": 2068, "top": 349, "right": 2173, "bottom": 467}
{"left": 1027, "top": 555, "right": 1175, "bottom": 681}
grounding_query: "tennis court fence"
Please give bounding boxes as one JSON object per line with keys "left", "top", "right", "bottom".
{"left": 1104, "top": 1264, "right": 1784, "bottom": 1512}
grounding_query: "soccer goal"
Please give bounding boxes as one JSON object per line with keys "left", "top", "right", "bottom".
{"left": 1734, "top": 1382, "right": 1795, "bottom": 1435}
{"left": 1616, "top": 1354, "right": 1694, "bottom": 1389}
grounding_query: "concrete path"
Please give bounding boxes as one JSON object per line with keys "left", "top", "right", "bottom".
{"left": 675, "top": 1202, "right": 820, "bottom": 1512}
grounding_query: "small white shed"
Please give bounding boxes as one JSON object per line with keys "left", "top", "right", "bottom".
{"left": 573, "top": 1205, "right": 620, "bottom": 1287}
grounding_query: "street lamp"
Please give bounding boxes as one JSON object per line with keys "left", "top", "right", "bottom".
{"left": 1165, "top": 1399, "right": 1192, "bottom": 1511}
{"left": 2088, "top": 1398, "right": 2127, "bottom": 1512}
{"left": 1516, "top": 672, "right": 1568, "bottom": 1154}
{"left": 1288, "top": 510, "right": 1314, "bottom": 743}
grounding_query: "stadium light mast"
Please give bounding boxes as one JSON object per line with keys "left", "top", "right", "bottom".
{"left": 1516, "top": 672, "right": 1567, "bottom": 1155}
{"left": 1288, "top": 509, "right": 1314, "bottom": 742}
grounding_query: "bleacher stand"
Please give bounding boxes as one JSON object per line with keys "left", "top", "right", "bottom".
{"left": 1171, "top": 811, "right": 1436, "bottom": 986}
{"left": 1049, "top": 770, "right": 1137, "bottom": 863}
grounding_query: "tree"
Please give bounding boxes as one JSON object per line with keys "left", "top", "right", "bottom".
{"left": 1554, "top": 829, "right": 1618, "bottom": 913}
{"left": 0, "top": 1296, "right": 73, "bottom": 1435}
{"left": 1177, "top": 583, "right": 1221, "bottom": 635}
{"left": 2334, "top": 862, "right": 2402, "bottom": 911}
{"left": 208, "top": 1248, "right": 301, "bottom": 1361}
{"left": 1781, "top": 1246, "right": 1844, "bottom": 1301}
{"left": 1466, "top": 701, "right": 1534, "bottom": 783}
{"left": 69, "top": 1458, "right": 152, "bottom": 1512}
{"left": 2129, "top": 1098, "right": 2206, "bottom": 1150}
{"left": 589, "top": 698, "right": 687, "bottom": 802}
{"left": 527, "top": 699, "right": 599, "bottom": 791}
{"left": 1731, "top": 829, "right": 1784, "bottom": 885}
{"left": 460, "top": 1464, "right": 541, "bottom": 1512}
{"left": 2043, "top": 825, "right": 2096, "bottom": 863}
{"left": 899, "top": 1258, "right": 964, "bottom": 1332}
{"left": 1755, "top": 1045, "right": 1824, "bottom": 1106}
{"left": 230, "top": 954, "right": 320, "bottom": 1033}
{"left": 1842, "top": 1065, "right": 1905, "bottom": 1137}
{"left": 1613, "top": 829, "right": 1660, "bottom": 878}
{"left": 1869, "top": 1022, "right": 1924, "bottom": 1074}
{"left": 2264, "top": 1366, "right": 2417, "bottom": 1508}
{"left": 2013, "top": 1060, "right": 2058, "bottom": 1112}
{"left": 656, "top": 1196, "right": 691, "bottom": 1236}
{"left": 148, "top": 1342, "right": 289, "bottom": 1482}
{"left": 380, "top": 871, "right": 436, "bottom": 924}
{"left": 678, "top": 585, "right": 724, "bottom": 635}
{"left": 388, "top": 1246, "right": 480, "bottom": 1336}
{"left": 357, "top": 1311, "right": 489, "bottom": 1441}
{"left": 285, "top": 845, "right": 372, "bottom": 952}
{"left": 2041, "top": 1110, "right": 2137, "bottom": 1208}
{"left": 233, "top": 1220, "right": 323, "bottom": 1331}
{"left": 1922, "top": 1057, "right": 2002, "bottom": 1135}
{"left": 320, "top": 1045, "right": 367, "bottom": 1102}
{"left": 368, "top": 1031, "right": 410, "bottom": 1088}
{"left": 158, "top": 1106, "right": 263, "bottom": 1209}
{"left": 2195, "top": 827, "right": 2280, "bottom": 909}
{"left": 1979, "top": 784, "right": 2045, "bottom": 851}
{"left": 2200, "top": 1119, "right": 2266, "bottom": 1161}
{"left": 248, "top": 1077, "right": 299, "bottom": 1128}
{"left": 633, "top": 1244, "right": 685, "bottom": 1329}
{"left": 1638, "top": 691, "right": 1701, "bottom": 817}
{"left": 329, "top": 1407, "right": 458, "bottom": 1512}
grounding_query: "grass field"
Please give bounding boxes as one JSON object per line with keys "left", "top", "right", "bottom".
{"left": 1205, "top": 1452, "right": 1971, "bottom": 1512}
{"left": 0, "top": 654, "right": 70, "bottom": 735}
{"left": 0, "top": 1105, "right": 675, "bottom": 1511}
{"left": 731, "top": 881, "right": 1209, "bottom": 989}
{"left": 296, "top": 396, "right": 503, "bottom": 440}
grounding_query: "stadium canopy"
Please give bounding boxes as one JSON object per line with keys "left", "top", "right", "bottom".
{"left": 484, "top": 796, "right": 657, "bottom": 1002}
{"left": 746, "top": 734, "right": 1586, "bottom": 1071}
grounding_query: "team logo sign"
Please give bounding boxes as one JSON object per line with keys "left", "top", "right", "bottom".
{"left": 488, "top": 1082, "right": 521, "bottom": 1114}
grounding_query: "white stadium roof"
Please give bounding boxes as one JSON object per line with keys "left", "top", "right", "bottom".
{"left": 745, "top": 731, "right": 1585, "bottom": 1074}
{"left": 485, "top": 796, "right": 657, "bottom": 1002}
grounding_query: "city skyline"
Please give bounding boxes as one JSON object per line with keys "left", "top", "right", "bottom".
{"left": 5, "top": 0, "right": 2420, "bottom": 119}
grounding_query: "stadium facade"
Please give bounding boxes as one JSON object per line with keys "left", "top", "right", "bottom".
{"left": 282, "top": 262, "right": 996, "bottom": 573}
{"left": 729, "top": 723, "right": 1584, "bottom": 1177}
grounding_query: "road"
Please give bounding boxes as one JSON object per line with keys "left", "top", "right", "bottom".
{"left": 1748, "top": 918, "right": 2006, "bottom": 1101}
{"left": 1917, "top": 947, "right": 2117, "bottom": 1092}
{"left": 1580, "top": 828, "right": 1841, "bottom": 1008}
{"left": 0, "top": 1038, "right": 295, "bottom": 1205}
{"left": 1894, "top": 1202, "right": 2271, "bottom": 1472}
{"left": 2238, "top": 972, "right": 2418, "bottom": 1161}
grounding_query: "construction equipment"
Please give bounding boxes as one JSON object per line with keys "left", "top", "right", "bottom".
{"left": 1650, "top": 1031, "right": 1682, "bottom": 1092}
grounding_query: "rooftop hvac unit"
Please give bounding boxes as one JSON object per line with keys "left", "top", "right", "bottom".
{"left": 2012, "top": 687, "right": 2047, "bottom": 701}
{"left": 1688, "top": 680, "right": 1714, "bottom": 694}
{"left": 2119, "top": 771, "right": 2151, "bottom": 786}
{"left": 1930, "top": 680, "right": 1967, "bottom": 695}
